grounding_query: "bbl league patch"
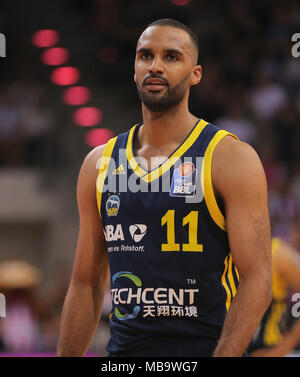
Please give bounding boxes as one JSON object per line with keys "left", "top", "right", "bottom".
{"left": 170, "top": 162, "right": 197, "bottom": 197}
{"left": 106, "top": 194, "right": 120, "bottom": 216}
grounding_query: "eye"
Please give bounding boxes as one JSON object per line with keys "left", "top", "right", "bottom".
{"left": 166, "top": 54, "right": 178, "bottom": 62}
{"left": 141, "top": 52, "right": 152, "bottom": 60}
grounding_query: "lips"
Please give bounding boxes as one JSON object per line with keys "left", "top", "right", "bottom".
{"left": 145, "top": 78, "right": 167, "bottom": 85}
{"left": 144, "top": 77, "right": 168, "bottom": 91}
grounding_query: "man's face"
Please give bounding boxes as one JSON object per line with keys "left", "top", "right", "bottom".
{"left": 134, "top": 26, "right": 201, "bottom": 112}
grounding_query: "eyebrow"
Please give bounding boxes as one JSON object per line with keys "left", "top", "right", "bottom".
{"left": 165, "top": 49, "right": 184, "bottom": 56}
{"left": 136, "top": 47, "right": 184, "bottom": 56}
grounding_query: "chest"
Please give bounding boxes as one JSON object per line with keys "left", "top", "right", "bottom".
{"left": 134, "top": 142, "right": 181, "bottom": 171}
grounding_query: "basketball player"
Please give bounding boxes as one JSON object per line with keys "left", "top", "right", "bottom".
{"left": 249, "top": 238, "right": 300, "bottom": 357}
{"left": 57, "top": 19, "right": 272, "bottom": 357}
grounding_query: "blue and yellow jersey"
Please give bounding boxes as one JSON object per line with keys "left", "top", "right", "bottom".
{"left": 248, "top": 237, "right": 289, "bottom": 352}
{"left": 96, "top": 119, "right": 239, "bottom": 353}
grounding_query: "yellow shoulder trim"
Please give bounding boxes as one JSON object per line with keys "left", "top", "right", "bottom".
{"left": 96, "top": 137, "right": 118, "bottom": 217}
{"left": 202, "top": 130, "right": 239, "bottom": 231}
{"left": 126, "top": 124, "right": 146, "bottom": 179}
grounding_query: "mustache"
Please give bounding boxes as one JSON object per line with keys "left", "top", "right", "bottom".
{"left": 142, "top": 74, "right": 169, "bottom": 87}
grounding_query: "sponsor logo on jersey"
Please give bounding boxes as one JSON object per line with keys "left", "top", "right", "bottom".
{"left": 106, "top": 194, "right": 120, "bottom": 216}
{"left": 112, "top": 164, "right": 126, "bottom": 175}
{"left": 111, "top": 271, "right": 199, "bottom": 320}
{"left": 112, "top": 271, "right": 141, "bottom": 320}
{"left": 104, "top": 224, "right": 146, "bottom": 252}
{"left": 178, "top": 162, "right": 194, "bottom": 177}
{"left": 129, "top": 224, "right": 147, "bottom": 242}
{"left": 104, "top": 224, "right": 125, "bottom": 241}
{"left": 170, "top": 162, "right": 197, "bottom": 197}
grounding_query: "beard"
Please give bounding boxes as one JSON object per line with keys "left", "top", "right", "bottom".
{"left": 136, "top": 74, "right": 190, "bottom": 112}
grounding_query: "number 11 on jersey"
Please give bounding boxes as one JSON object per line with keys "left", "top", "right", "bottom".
{"left": 161, "top": 210, "right": 203, "bottom": 252}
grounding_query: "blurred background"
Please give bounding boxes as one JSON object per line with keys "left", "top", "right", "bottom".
{"left": 0, "top": 0, "right": 299, "bottom": 356}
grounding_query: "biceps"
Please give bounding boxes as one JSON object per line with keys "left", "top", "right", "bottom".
{"left": 224, "top": 171, "right": 271, "bottom": 278}
{"left": 226, "top": 200, "right": 271, "bottom": 278}
{"left": 212, "top": 139, "right": 272, "bottom": 282}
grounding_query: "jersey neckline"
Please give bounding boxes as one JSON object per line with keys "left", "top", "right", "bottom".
{"left": 126, "top": 118, "right": 208, "bottom": 183}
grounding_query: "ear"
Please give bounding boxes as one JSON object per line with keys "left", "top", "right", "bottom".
{"left": 190, "top": 65, "right": 202, "bottom": 87}
{"left": 134, "top": 73, "right": 137, "bottom": 83}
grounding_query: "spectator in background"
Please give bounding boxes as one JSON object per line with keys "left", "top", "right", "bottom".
{"left": 289, "top": 220, "right": 300, "bottom": 252}
{"left": 280, "top": 57, "right": 300, "bottom": 96}
{"left": 0, "top": 92, "right": 24, "bottom": 166}
{"left": 248, "top": 238, "right": 300, "bottom": 357}
{"left": 39, "top": 265, "right": 72, "bottom": 352}
{"left": 6, "top": 77, "right": 44, "bottom": 112}
{"left": 249, "top": 69, "right": 287, "bottom": 121}
{"left": 0, "top": 78, "right": 57, "bottom": 169}
{"left": 216, "top": 102, "right": 256, "bottom": 144}
{"left": 271, "top": 101, "right": 300, "bottom": 170}
{"left": 291, "top": 165, "right": 300, "bottom": 216}
{"left": 0, "top": 260, "right": 44, "bottom": 352}
{"left": 5, "top": 77, "right": 55, "bottom": 169}
{"left": 21, "top": 97, "right": 55, "bottom": 168}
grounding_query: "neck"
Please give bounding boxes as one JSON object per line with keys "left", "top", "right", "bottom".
{"left": 139, "top": 99, "right": 198, "bottom": 149}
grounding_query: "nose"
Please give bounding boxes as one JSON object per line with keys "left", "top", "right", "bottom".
{"left": 149, "top": 56, "right": 164, "bottom": 75}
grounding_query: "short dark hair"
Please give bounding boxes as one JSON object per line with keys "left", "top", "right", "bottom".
{"left": 145, "top": 18, "right": 199, "bottom": 58}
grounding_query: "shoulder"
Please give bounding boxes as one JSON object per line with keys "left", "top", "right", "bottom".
{"left": 79, "top": 144, "right": 106, "bottom": 181}
{"left": 213, "top": 135, "right": 263, "bottom": 175}
{"left": 76, "top": 144, "right": 107, "bottom": 203}
{"left": 211, "top": 135, "right": 267, "bottom": 199}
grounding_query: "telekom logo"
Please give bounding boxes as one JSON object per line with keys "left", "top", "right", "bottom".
{"left": 0, "top": 33, "right": 6, "bottom": 57}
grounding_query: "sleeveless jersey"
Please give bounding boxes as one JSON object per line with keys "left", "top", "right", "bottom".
{"left": 248, "top": 237, "right": 289, "bottom": 352}
{"left": 96, "top": 119, "right": 240, "bottom": 354}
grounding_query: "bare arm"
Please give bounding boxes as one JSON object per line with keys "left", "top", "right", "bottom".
{"left": 212, "top": 137, "right": 272, "bottom": 357}
{"left": 57, "top": 145, "right": 109, "bottom": 356}
{"left": 273, "top": 241, "right": 300, "bottom": 292}
{"left": 249, "top": 320, "right": 300, "bottom": 357}
{"left": 250, "top": 241, "right": 300, "bottom": 357}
